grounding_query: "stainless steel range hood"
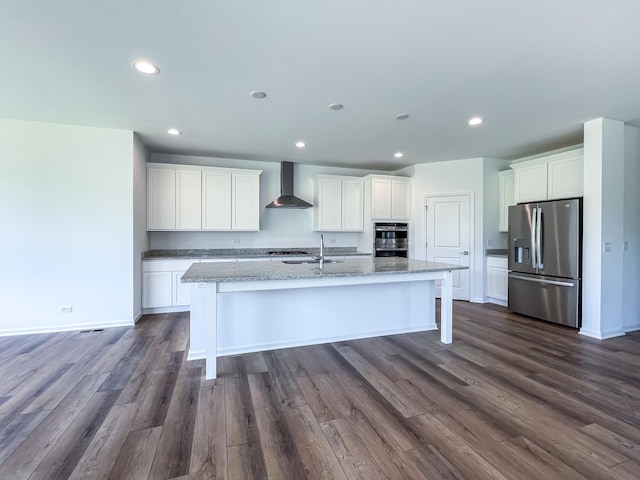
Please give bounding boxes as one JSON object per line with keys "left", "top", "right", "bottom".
{"left": 265, "top": 161, "right": 313, "bottom": 209}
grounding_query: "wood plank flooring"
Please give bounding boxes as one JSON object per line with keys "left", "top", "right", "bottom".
{"left": 1, "top": 303, "right": 639, "bottom": 479}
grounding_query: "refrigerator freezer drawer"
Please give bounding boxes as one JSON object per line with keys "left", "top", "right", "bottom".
{"left": 508, "top": 273, "right": 581, "bottom": 328}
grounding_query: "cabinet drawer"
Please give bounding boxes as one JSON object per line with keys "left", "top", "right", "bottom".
{"left": 486, "top": 256, "right": 507, "bottom": 268}
{"left": 143, "top": 259, "right": 198, "bottom": 272}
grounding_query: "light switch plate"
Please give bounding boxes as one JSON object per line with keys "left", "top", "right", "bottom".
{"left": 603, "top": 242, "right": 612, "bottom": 253}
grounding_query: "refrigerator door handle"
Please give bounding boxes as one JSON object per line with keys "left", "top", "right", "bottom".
{"left": 530, "top": 207, "right": 538, "bottom": 268}
{"left": 509, "top": 274, "right": 575, "bottom": 287}
{"left": 536, "top": 207, "right": 543, "bottom": 269}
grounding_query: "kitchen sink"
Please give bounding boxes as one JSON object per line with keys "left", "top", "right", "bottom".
{"left": 281, "top": 259, "right": 342, "bottom": 265}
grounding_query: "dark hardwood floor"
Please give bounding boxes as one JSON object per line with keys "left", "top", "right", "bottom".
{"left": 1, "top": 302, "right": 639, "bottom": 479}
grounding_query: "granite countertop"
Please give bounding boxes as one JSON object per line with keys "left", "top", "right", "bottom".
{"left": 182, "top": 257, "right": 468, "bottom": 283}
{"left": 486, "top": 248, "right": 508, "bottom": 257}
{"left": 143, "top": 247, "right": 370, "bottom": 260}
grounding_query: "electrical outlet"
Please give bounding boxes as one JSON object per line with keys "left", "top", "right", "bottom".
{"left": 58, "top": 306, "right": 73, "bottom": 313}
{"left": 329, "top": 238, "right": 336, "bottom": 244}
{"left": 487, "top": 239, "right": 493, "bottom": 246}
{"left": 232, "top": 238, "right": 241, "bottom": 245}
{"left": 177, "top": 239, "right": 188, "bottom": 247}
{"left": 624, "top": 241, "right": 629, "bottom": 251}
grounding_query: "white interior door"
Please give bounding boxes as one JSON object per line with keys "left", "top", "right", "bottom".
{"left": 426, "top": 194, "right": 471, "bottom": 301}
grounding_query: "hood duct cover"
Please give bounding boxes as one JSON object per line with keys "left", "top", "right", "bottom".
{"left": 265, "top": 161, "right": 313, "bottom": 209}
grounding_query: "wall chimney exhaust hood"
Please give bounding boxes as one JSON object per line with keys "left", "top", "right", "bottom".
{"left": 266, "top": 161, "right": 313, "bottom": 209}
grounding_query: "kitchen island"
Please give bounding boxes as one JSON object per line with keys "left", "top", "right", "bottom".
{"left": 182, "top": 257, "right": 467, "bottom": 379}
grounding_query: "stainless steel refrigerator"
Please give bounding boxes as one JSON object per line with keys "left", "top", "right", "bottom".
{"left": 508, "top": 198, "right": 582, "bottom": 327}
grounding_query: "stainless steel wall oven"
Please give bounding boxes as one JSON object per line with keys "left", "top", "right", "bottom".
{"left": 374, "top": 223, "right": 408, "bottom": 257}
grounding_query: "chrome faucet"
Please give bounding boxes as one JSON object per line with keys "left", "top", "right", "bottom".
{"left": 318, "top": 233, "right": 325, "bottom": 263}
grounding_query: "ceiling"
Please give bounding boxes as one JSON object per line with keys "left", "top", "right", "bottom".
{"left": 2, "top": 1, "right": 640, "bottom": 171}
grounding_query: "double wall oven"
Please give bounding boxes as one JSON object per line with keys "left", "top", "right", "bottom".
{"left": 374, "top": 222, "right": 408, "bottom": 258}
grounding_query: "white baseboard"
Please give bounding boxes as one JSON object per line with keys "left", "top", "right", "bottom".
{"left": 579, "top": 327, "right": 626, "bottom": 340}
{"left": 187, "top": 348, "right": 206, "bottom": 361}
{"left": 471, "top": 296, "right": 485, "bottom": 304}
{"left": 142, "top": 306, "right": 190, "bottom": 315}
{"left": 134, "top": 311, "right": 144, "bottom": 324}
{"left": 0, "top": 319, "right": 134, "bottom": 337}
{"left": 184, "top": 323, "right": 438, "bottom": 360}
{"left": 623, "top": 323, "right": 640, "bottom": 333}
{"left": 485, "top": 297, "right": 507, "bottom": 307}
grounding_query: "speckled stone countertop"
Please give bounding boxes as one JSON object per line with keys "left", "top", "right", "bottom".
{"left": 143, "top": 247, "right": 370, "bottom": 260}
{"left": 182, "top": 257, "right": 468, "bottom": 283}
{"left": 486, "top": 248, "right": 508, "bottom": 257}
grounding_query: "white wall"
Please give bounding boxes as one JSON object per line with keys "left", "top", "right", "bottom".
{"left": 483, "top": 158, "right": 511, "bottom": 253}
{"left": 581, "top": 118, "right": 626, "bottom": 339}
{"left": 149, "top": 153, "right": 388, "bottom": 249}
{"left": 0, "top": 118, "right": 137, "bottom": 335}
{"left": 133, "top": 135, "right": 150, "bottom": 321}
{"left": 623, "top": 125, "right": 640, "bottom": 331}
{"left": 410, "top": 158, "right": 486, "bottom": 302}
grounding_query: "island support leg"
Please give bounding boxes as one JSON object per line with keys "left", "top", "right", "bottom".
{"left": 440, "top": 270, "right": 453, "bottom": 344}
{"left": 205, "top": 283, "right": 218, "bottom": 379}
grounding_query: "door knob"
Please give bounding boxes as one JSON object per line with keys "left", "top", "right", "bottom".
{"left": 459, "top": 251, "right": 469, "bottom": 255}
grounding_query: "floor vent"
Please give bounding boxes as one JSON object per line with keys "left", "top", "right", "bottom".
{"left": 79, "top": 328, "right": 106, "bottom": 333}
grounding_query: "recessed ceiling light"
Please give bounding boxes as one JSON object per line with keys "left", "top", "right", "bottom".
{"left": 396, "top": 113, "right": 410, "bottom": 120}
{"left": 132, "top": 60, "right": 160, "bottom": 75}
{"left": 166, "top": 128, "right": 182, "bottom": 136}
{"left": 250, "top": 90, "right": 267, "bottom": 99}
{"left": 468, "top": 116, "right": 483, "bottom": 126}
{"left": 295, "top": 141, "right": 307, "bottom": 148}
{"left": 394, "top": 152, "right": 404, "bottom": 158}
{"left": 329, "top": 103, "right": 344, "bottom": 110}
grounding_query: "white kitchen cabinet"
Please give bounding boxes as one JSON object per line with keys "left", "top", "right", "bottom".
{"left": 367, "top": 175, "right": 411, "bottom": 220}
{"left": 147, "top": 168, "right": 177, "bottom": 230}
{"left": 173, "top": 271, "right": 192, "bottom": 306}
{"left": 202, "top": 171, "right": 232, "bottom": 230}
{"left": 511, "top": 148, "right": 583, "bottom": 204}
{"left": 486, "top": 256, "right": 508, "bottom": 304}
{"left": 232, "top": 173, "right": 261, "bottom": 230}
{"left": 142, "top": 272, "right": 173, "bottom": 308}
{"left": 148, "top": 163, "right": 262, "bottom": 232}
{"left": 547, "top": 153, "right": 583, "bottom": 200}
{"left": 513, "top": 160, "right": 548, "bottom": 204}
{"left": 176, "top": 170, "right": 202, "bottom": 230}
{"left": 142, "top": 259, "right": 198, "bottom": 311}
{"left": 313, "top": 175, "right": 364, "bottom": 231}
{"left": 498, "top": 170, "right": 515, "bottom": 232}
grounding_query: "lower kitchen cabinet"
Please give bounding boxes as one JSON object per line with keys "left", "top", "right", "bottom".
{"left": 486, "top": 256, "right": 508, "bottom": 305}
{"left": 142, "top": 272, "right": 173, "bottom": 308}
{"left": 142, "top": 259, "right": 198, "bottom": 310}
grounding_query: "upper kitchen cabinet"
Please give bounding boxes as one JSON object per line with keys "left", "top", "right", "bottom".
{"left": 147, "top": 163, "right": 262, "bottom": 231}
{"left": 148, "top": 166, "right": 201, "bottom": 230}
{"left": 366, "top": 175, "right": 411, "bottom": 220}
{"left": 498, "top": 170, "right": 515, "bottom": 232}
{"left": 231, "top": 172, "right": 261, "bottom": 230}
{"left": 511, "top": 148, "right": 583, "bottom": 204}
{"left": 313, "top": 175, "right": 364, "bottom": 231}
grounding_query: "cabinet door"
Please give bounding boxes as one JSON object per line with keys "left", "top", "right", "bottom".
{"left": 513, "top": 162, "right": 548, "bottom": 203}
{"left": 498, "top": 170, "right": 515, "bottom": 232}
{"left": 147, "top": 168, "right": 176, "bottom": 230}
{"left": 232, "top": 173, "right": 260, "bottom": 230}
{"left": 547, "top": 155, "right": 583, "bottom": 200}
{"left": 486, "top": 256, "right": 508, "bottom": 301}
{"left": 371, "top": 178, "right": 392, "bottom": 219}
{"left": 391, "top": 180, "right": 411, "bottom": 220}
{"left": 316, "top": 178, "right": 343, "bottom": 230}
{"left": 342, "top": 179, "right": 364, "bottom": 231}
{"left": 202, "top": 172, "right": 232, "bottom": 230}
{"left": 176, "top": 170, "right": 202, "bottom": 230}
{"left": 486, "top": 265, "right": 508, "bottom": 301}
{"left": 173, "top": 271, "right": 191, "bottom": 306}
{"left": 142, "top": 272, "right": 172, "bottom": 308}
